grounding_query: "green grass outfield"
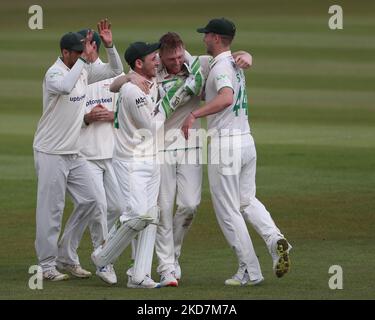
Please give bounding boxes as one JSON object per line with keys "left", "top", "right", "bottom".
{"left": 0, "top": 0, "right": 374, "bottom": 299}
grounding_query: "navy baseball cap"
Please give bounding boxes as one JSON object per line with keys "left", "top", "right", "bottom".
{"left": 124, "top": 41, "right": 161, "bottom": 66}
{"left": 60, "top": 32, "right": 85, "bottom": 51}
{"left": 77, "top": 29, "right": 101, "bottom": 50}
{"left": 197, "top": 18, "right": 236, "bottom": 37}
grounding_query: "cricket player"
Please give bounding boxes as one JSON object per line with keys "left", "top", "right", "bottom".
{"left": 153, "top": 34, "right": 207, "bottom": 287}
{"left": 182, "top": 18, "right": 291, "bottom": 286}
{"left": 56, "top": 29, "right": 122, "bottom": 285}
{"left": 91, "top": 40, "right": 204, "bottom": 288}
{"left": 33, "top": 19, "right": 123, "bottom": 281}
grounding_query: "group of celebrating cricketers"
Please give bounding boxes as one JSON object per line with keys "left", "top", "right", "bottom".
{"left": 33, "top": 17, "right": 291, "bottom": 289}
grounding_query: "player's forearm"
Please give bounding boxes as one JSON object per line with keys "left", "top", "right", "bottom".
{"left": 47, "top": 59, "right": 85, "bottom": 95}
{"left": 192, "top": 90, "right": 233, "bottom": 119}
{"left": 87, "top": 46, "right": 124, "bottom": 84}
{"left": 110, "top": 73, "right": 150, "bottom": 94}
{"left": 105, "top": 46, "right": 123, "bottom": 75}
{"left": 109, "top": 74, "right": 127, "bottom": 92}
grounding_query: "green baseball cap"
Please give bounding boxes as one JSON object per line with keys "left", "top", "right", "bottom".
{"left": 124, "top": 41, "right": 161, "bottom": 66}
{"left": 197, "top": 18, "right": 236, "bottom": 37}
{"left": 60, "top": 32, "right": 85, "bottom": 52}
{"left": 77, "top": 29, "right": 101, "bottom": 50}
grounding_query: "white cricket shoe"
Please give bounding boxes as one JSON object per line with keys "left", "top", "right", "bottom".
{"left": 56, "top": 262, "right": 91, "bottom": 278}
{"left": 43, "top": 268, "right": 69, "bottom": 281}
{"left": 174, "top": 260, "right": 181, "bottom": 280}
{"left": 271, "top": 238, "right": 291, "bottom": 278}
{"left": 160, "top": 271, "right": 178, "bottom": 287}
{"left": 96, "top": 264, "right": 117, "bottom": 285}
{"left": 225, "top": 268, "right": 264, "bottom": 286}
{"left": 127, "top": 274, "right": 161, "bottom": 289}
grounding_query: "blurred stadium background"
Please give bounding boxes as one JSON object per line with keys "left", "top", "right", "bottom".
{"left": 0, "top": 0, "right": 374, "bottom": 299}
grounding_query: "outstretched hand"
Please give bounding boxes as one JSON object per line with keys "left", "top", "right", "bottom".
{"left": 97, "top": 18, "right": 113, "bottom": 48}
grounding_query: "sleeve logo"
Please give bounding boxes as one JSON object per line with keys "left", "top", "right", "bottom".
{"left": 216, "top": 74, "right": 229, "bottom": 81}
{"left": 49, "top": 71, "right": 63, "bottom": 78}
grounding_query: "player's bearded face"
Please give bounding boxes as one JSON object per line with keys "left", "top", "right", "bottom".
{"left": 142, "top": 52, "right": 159, "bottom": 79}
{"left": 160, "top": 47, "right": 185, "bottom": 75}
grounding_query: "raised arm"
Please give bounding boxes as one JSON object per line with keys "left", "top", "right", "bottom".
{"left": 110, "top": 73, "right": 150, "bottom": 94}
{"left": 87, "top": 19, "right": 124, "bottom": 84}
{"left": 197, "top": 51, "right": 253, "bottom": 70}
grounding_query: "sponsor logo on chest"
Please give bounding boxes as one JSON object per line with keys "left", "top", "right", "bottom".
{"left": 86, "top": 97, "right": 113, "bottom": 107}
{"left": 70, "top": 94, "right": 86, "bottom": 102}
{"left": 135, "top": 96, "right": 147, "bottom": 108}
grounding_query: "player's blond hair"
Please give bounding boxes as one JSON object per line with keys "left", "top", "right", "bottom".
{"left": 159, "top": 32, "right": 185, "bottom": 53}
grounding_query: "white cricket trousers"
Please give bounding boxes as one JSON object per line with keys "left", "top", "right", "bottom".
{"left": 34, "top": 151, "right": 106, "bottom": 271}
{"left": 113, "top": 158, "right": 160, "bottom": 279}
{"left": 155, "top": 149, "right": 202, "bottom": 274}
{"left": 57, "top": 159, "right": 122, "bottom": 265}
{"left": 208, "top": 134, "right": 283, "bottom": 280}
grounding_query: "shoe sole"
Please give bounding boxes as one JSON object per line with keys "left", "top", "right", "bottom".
{"left": 68, "top": 271, "right": 91, "bottom": 278}
{"left": 44, "top": 274, "right": 70, "bottom": 281}
{"left": 275, "top": 239, "right": 290, "bottom": 278}
{"left": 224, "top": 280, "right": 241, "bottom": 286}
{"left": 57, "top": 265, "right": 92, "bottom": 279}
{"left": 225, "top": 279, "right": 263, "bottom": 286}
{"left": 57, "top": 267, "right": 91, "bottom": 279}
{"left": 127, "top": 283, "right": 161, "bottom": 289}
{"left": 160, "top": 281, "right": 178, "bottom": 287}
{"left": 96, "top": 272, "right": 117, "bottom": 285}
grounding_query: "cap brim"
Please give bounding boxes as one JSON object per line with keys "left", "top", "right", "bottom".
{"left": 197, "top": 27, "right": 208, "bottom": 33}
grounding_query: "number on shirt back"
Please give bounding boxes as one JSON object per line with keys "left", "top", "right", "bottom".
{"left": 233, "top": 71, "right": 248, "bottom": 116}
